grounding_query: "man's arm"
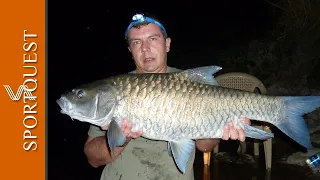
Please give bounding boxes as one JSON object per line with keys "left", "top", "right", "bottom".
{"left": 84, "top": 120, "right": 142, "bottom": 168}
{"left": 84, "top": 135, "right": 128, "bottom": 167}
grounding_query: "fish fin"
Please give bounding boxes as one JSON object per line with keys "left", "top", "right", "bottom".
{"left": 106, "top": 118, "right": 126, "bottom": 156}
{"left": 275, "top": 96, "right": 320, "bottom": 149}
{"left": 168, "top": 139, "right": 195, "bottom": 174}
{"left": 181, "top": 66, "right": 222, "bottom": 86}
{"left": 242, "top": 123, "right": 274, "bottom": 140}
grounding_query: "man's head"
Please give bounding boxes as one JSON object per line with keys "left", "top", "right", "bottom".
{"left": 125, "top": 14, "right": 171, "bottom": 73}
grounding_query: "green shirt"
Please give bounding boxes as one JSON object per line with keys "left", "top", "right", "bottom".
{"left": 87, "top": 66, "right": 195, "bottom": 180}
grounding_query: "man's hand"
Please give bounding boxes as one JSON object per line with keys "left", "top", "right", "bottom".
{"left": 222, "top": 117, "right": 251, "bottom": 142}
{"left": 84, "top": 119, "right": 143, "bottom": 167}
{"left": 101, "top": 118, "right": 143, "bottom": 139}
{"left": 196, "top": 117, "right": 251, "bottom": 152}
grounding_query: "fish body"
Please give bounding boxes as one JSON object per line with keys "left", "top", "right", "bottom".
{"left": 56, "top": 66, "right": 320, "bottom": 174}
{"left": 108, "top": 70, "right": 281, "bottom": 141}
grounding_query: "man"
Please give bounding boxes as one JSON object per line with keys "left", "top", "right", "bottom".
{"left": 84, "top": 13, "right": 251, "bottom": 180}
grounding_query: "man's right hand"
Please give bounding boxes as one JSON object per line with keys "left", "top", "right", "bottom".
{"left": 101, "top": 118, "right": 143, "bottom": 139}
{"left": 84, "top": 119, "right": 143, "bottom": 167}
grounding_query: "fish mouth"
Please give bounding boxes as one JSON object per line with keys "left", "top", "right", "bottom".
{"left": 56, "top": 97, "right": 69, "bottom": 114}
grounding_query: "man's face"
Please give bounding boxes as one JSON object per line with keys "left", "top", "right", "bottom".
{"left": 127, "top": 23, "right": 171, "bottom": 73}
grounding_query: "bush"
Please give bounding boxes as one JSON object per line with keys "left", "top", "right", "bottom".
{"left": 219, "top": 0, "right": 320, "bottom": 90}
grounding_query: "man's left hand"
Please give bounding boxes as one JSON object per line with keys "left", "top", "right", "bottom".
{"left": 222, "top": 117, "right": 250, "bottom": 142}
{"left": 195, "top": 117, "right": 251, "bottom": 152}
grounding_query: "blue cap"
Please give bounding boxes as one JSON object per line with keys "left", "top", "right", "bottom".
{"left": 124, "top": 13, "right": 167, "bottom": 37}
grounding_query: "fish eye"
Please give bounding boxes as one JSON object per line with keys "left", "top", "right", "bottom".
{"left": 77, "top": 90, "right": 85, "bottom": 98}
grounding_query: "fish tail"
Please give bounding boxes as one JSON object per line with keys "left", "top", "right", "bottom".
{"left": 277, "top": 96, "right": 320, "bottom": 149}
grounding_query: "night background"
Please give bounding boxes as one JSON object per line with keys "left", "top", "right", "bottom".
{"left": 48, "top": 0, "right": 320, "bottom": 179}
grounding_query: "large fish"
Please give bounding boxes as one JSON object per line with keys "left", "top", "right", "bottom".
{"left": 56, "top": 66, "right": 320, "bottom": 173}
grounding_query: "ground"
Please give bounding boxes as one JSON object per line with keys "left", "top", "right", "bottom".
{"left": 193, "top": 135, "right": 320, "bottom": 180}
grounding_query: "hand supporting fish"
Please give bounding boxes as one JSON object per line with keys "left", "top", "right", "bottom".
{"left": 101, "top": 118, "right": 143, "bottom": 140}
{"left": 195, "top": 117, "right": 251, "bottom": 152}
{"left": 222, "top": 117, "right": 251, "bottom": 141}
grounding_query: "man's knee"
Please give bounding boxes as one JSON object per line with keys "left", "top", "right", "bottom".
{"left": 196, "top": 138, "right": 220, "bottom": 152}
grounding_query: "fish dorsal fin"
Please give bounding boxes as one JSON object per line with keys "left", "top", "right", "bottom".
{"left": 179, "top": 66, "right": 222, "bottom": 86}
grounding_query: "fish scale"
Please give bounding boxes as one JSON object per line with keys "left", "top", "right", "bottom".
{"left": 57, "top": 65, "right": 320, "bottom": 174}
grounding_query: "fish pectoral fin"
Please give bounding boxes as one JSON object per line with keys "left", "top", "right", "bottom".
{"left": 242, "top": 123, "right": 274, "bottom": 140}
{"left": 168, "top": 139, "right": 195, "bottom": 174}
{"left": 106, "top": 118, "right": 126, "bottom": 155}
{"left": 181, "top": 66, "right": 222, "bottom": 86}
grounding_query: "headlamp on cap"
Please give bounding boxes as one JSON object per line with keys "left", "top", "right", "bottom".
{"left": 124, "top": 13, "right": 167, "bottom": 37}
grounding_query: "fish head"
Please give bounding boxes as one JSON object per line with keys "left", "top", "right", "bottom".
{"left": 56, "top": 81, "right": 117, "bottom": 127}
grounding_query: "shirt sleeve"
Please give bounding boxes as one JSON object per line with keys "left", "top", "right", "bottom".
{"left": 88, "top": 124, "right": 106, "bottom": 138}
